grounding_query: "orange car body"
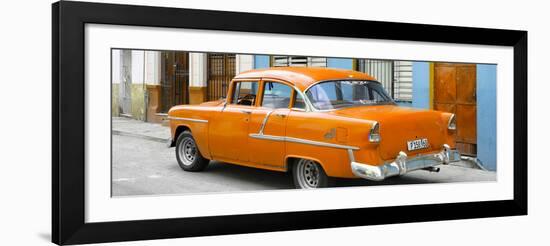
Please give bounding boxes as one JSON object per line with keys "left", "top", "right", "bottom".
{"left": 168, "top": 67, "right": 460, "bottom": 180}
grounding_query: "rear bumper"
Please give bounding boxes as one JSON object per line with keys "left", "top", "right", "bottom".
{"left": 349, "top": 144, "right": 460, "bottom": 181}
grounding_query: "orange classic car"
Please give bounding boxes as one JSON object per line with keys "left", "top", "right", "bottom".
{"left": 168, "top": 67, "right": 461, "bottom": 189}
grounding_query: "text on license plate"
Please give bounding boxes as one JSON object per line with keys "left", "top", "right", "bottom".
{"left": 407, "top": 138, "right": 429, "bottom": 151}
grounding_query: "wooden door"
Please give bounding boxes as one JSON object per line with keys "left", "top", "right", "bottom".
{"left": 173, "top": 52, "right": 189, "bottom": 105}
{"left": 207, "top": 53, "right": 236, "bottom": 101}
{"left": 160, "top": 52, "right": 189, "bottom": 112}
{"left": 433, "top": 63, "right": 477, "bottom": 156}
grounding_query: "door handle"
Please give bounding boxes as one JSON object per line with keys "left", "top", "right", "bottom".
{"left": 274, "top": 113, "right": 286, "bottom": 118}
{"left": 241, "top": 110, "right": 252, "bottom": 115}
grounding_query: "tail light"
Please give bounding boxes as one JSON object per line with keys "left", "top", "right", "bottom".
{"left": 369, "top": 122, "right": 380, "bottom": 143}
{"left": 448, "top": 114, "right": 457, "bottom": 130}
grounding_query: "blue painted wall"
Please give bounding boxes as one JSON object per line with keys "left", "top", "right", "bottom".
{"left": 254, "top": 55, "right": 270, "bottom": 69}
{"left": 327, "top": 58, "right": 353, "bottom": 70}
{"left": 412, "top": 62, "right": 430, "bottom": 109}
{"left": 476, "top": 64, "right": 497, "bottom": 171}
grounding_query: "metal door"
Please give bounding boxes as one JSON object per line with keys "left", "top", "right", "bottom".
{"left": 207, "top": 53, "right": 235, "bottom": 101}
{"left": 433, "top": 63, "right": 477, "bottom": 156}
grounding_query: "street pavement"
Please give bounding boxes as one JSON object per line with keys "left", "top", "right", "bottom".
{"left": 112, "top": 120, "right": 496, "bottom": 196}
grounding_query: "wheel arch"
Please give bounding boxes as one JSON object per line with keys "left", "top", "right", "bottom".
{"left": 285, "top": 155, "right": 326, "bottom": 173}
{"left": 170, "top": 124, "right": 191, "bottom": 147}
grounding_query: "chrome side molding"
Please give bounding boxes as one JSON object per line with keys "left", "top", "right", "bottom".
{"left": 167, "top": 116, "right": 208, "bottom": 123}
{"left": 250, "top": 108, "right": 359, "bottom": 151}
{"left": 258, "top": 110, "right": 274, "bottom": 135}
{"left": 249, "top": 133, "right": 359, "bottom": 150}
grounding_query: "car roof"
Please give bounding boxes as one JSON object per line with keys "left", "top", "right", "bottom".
{"left": 233, "top": 67, "right": 377, "bottom": 91}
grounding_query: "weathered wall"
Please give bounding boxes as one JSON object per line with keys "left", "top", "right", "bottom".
{"left": 111, "top": 84, "right": 119, "bottom": 116}
{"left": 130, "top": 84, "right": 146, "bottom": 121}
{"left": 146, "top": 85, "right": 163, "bottom": 123}
{"left": 111, "top": 83, "right": 145, "bottom": 120}
{"left": 189, "top": 87, "right": 207, "bottom": 105}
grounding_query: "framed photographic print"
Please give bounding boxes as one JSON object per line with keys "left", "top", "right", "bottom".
{"left": 52, "top": 1, "right": 527, "bottom": 245}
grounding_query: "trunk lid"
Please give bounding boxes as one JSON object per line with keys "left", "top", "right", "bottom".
{"left": 330, "top": 105, "right": 448, "bottom": 160}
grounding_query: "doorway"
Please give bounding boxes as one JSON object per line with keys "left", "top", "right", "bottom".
{"left": 160, "top": 51, "right": 189, "bottom": 112}
{"left": 433, "top": 63, "right": 477, "bottom": 156}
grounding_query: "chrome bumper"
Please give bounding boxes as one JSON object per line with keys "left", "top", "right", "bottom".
{"left": 349, "top": 144, "right": 461, "bottom": 181}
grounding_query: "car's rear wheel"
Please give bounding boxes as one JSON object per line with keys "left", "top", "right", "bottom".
{"left": 175, "top": 131, "right": 209, "bottom": 172}
{"left": 292, "top": 159, "right": 328, "bottom": 189}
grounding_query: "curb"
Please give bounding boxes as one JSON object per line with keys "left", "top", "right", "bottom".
{"left": 112, "top": 130, "right": 171, "bottom": 144}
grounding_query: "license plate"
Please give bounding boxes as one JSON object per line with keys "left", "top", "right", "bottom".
{"left": 407, "top": 138, "right": 429, "bottom": 151}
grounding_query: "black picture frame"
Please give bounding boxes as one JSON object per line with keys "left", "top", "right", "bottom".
{"left": 52, "top": 1, "right": 527, "bottom": 245}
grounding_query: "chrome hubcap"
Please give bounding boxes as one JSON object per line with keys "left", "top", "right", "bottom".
{"left": 179, "top": 138, "right": 196, "bottom": 165}
{"left": 297, "top": 159, "right": 320, "bottom": 188}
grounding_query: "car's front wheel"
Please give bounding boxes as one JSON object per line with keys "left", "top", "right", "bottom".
{"left": 292, "top": 159, "right": 328, "bottom": 189}
{"left": 175, "top": 131, "right": 209, "bottom": 172}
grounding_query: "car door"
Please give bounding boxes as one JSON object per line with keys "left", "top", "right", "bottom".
{"left": 209, "top": 81, "right": 259, "bottom": 162}
{"left": 248, "top": 80, "right": 294, "bottom": 169}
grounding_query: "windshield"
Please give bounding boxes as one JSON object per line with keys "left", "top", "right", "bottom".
{"left": 305, "top": 80, "right": 394, "bottom": 110}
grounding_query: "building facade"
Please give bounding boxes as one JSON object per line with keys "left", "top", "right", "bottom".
{"left": 111, "top": 50, "right": 496, "bottom": 170}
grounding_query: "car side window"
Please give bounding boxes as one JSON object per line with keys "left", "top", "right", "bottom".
{"left": 261, "top": 82, "right": 292, "bottom": 109}
{"left": 231, "top": 81, "right": 259, "bottom": 106}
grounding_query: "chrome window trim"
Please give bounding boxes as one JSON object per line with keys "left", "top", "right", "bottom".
{"left": 291, "top": 108, "right": 306, "bottom": 112}
{"left": 234, "top": 78, "right": 314, "bottom": 112}
{"left": 261, "top": 81, "right": 294, "bottom": 109}
{"left": 167, "top": 116, "right": 208, "bottom": 123}
{"left": 291, "top": 85, "right": 314, "bottom": 112}
{"left": 249, "top": 133, "right": 359, "bottom": 150}
{"left": 229, "top": 80, "right": 260, "bottom": 106}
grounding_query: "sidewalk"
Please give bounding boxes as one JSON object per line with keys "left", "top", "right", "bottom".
{"left": 112, "top": 117, "right": 171, "bottom": 143}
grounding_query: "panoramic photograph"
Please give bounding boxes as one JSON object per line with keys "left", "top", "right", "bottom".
{"left": 111, "top": 49, "right": 497, "bottom": 196}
